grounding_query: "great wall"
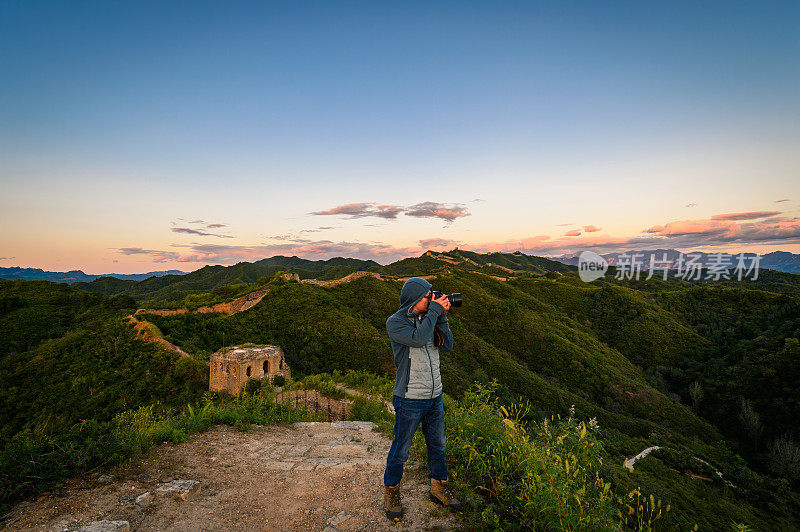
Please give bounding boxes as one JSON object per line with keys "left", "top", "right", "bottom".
{"left": 123, "top": 256, "right": 540, "bottom": 363}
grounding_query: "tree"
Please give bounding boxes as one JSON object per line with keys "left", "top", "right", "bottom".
{"left": 689, "top": 380, "right": 703, "bottom": 412}
{"left": 739, "top": 398, "right": 763, "bottom": 450}
{"left": 768, "top": 435, "right": 800, "bottom": 481}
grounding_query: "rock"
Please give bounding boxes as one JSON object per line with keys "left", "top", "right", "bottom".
{"left": 97, "top": 474, "right": 115, "bottom": 485}
{"left": 331, "top": 421, "right": 375, "bottom": 431}
{"left": 264, "top": 461, "right": 295, "bottom": 470}
{"left": 154, "top": 479, "right": 201, "bottom": 501}
{"left": 134, "top": 492, "right": 153, "bottom": 508}
{"left": 328, "top": 510, "right": 350, "bottom": 526}
{"left": 50, "top": 514, "right": 78, "bottom": 530}
{"left": 77, "top": 520, "right": 130, "bottom": 532}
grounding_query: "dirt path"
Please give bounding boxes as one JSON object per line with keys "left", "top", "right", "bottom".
{"left": 126, "top": 315, "right": 190, "bottom": 359}
{"left": 125, "top": 271, "right": 439, "bottom": 359}
{"left": 4, "top": 422, "right": 458, "bottom": 531}
{"left": 134, "top": 288, "right": 271, "bottom": 317}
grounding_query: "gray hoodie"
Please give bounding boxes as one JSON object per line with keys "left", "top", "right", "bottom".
{"left": 385, "top": 277, "right": 454, "bottom": 399}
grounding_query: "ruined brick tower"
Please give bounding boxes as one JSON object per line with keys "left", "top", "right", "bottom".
{"left": 209, "top": 344, "right": 291, "bottom": 394}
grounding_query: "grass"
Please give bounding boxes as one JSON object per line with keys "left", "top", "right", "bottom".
{"left": 0, "top": 387, "right": 325, "bottom": 514}
{"left": 411, "top": 381, "right": 668, "bottom": 531}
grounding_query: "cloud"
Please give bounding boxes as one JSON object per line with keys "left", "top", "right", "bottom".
{"left": 206, "top": 223, "right": 227, "bottom": 228}
{"left": 464, "top": 209, "right": 800, "bottom": 257}
{"left": 418, "top": 238, "right": 459, "bottom": 250}
{"left": 118, "top": 204, "right": 800, "bottom": 268}
{"left": 644, "top": 219, "right": 729, "bottom": 236}
{"left": 405, "top": 202, "right": 470, "bottom": 222}
{"left": 555, "top": 223, "right": 574, "bottom": 227}
{"left": 471, "top": 198, "right": 486, "bottom": 203}
{"left": 710, "top": 211, "right": 781, "bottom": 221}
{"left": 632, "top": 214, "right": 800, "bottom": 249}
{"left": 467, "top": 234, "right": 654, "bottom": 256}
{"left": 311, "top": 202, "right": 403, "bottom": 219}
{"left": 775, "top": 199, "right": 790, "bottom": 203}
{"left": 165, "top": 239, "right": 412, "bottom": 264}
{"left": 312, "top": 201, "right": 470, "bottom": 222}
{"left": 113, "top": 247, "right": 181, "bottom": 263}
{"left": 0, "top": 256, "right": 14, "bottom": 260}
{"left": 685, "top": 203, "right": 697, "bottom": 207}
{"left": 171, "top": 227, "right": 235, "bottom": 238}
{"left": 299, "top": 226, "right": 336, "bottom": 234}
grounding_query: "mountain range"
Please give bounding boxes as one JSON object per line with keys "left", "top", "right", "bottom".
{"left": 0, "top": 267, "right": 187, "bottom": 284}
{"left": 554, "top": 249, "right": 800, "bottom": 274}
{"left": 2, "top": 249, "right": 799, "bottom": 529}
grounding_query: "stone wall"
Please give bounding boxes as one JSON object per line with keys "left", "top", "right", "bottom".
{"left": 274, "top": 389, "right": 352, "bottom": 420}
{"left": 209, "top": 345, "right": 291, "bottom": 394}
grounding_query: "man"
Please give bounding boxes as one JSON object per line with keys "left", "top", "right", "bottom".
{"left": 383, "top": 276, "right": 461, "bottom": 520}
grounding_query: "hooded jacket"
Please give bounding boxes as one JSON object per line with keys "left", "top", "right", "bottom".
{"left": 386, "top": 277, "right": 454, "bottom": 399}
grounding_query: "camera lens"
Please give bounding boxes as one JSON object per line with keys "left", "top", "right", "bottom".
{"left": 447, "top": 293, "right": 462, "bottom": 307}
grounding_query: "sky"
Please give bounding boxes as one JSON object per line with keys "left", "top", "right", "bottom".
{"left": 1, "top": 1, "right": 799, "bottom": 273}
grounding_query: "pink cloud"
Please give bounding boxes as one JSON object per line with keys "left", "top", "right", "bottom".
{"left": 711, "top": 211, "right": 782, "bottom": 221}
{"left": 644, "top": 219, "right": 729, "bottom": 236}
{"left": 419, "top": 238, "right": 459, "bottom": 250}
{"left": 311, "top": 202, "right": 402, "bottom": 219}
{"left": 312, "top": 201, "right": 469, "bottom": 222}
{"left": 404, "top": 202, "right": 470, "bottom": 222}
{"left": 121, "top": 206, "right": 800, "bottom": 269}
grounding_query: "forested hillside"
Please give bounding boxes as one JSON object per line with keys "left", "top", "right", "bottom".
{"left": 2, "top": 251, "right": 799, "bottom": 529}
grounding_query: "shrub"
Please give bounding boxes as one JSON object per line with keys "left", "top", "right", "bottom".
{"left": 272, "top": 375, "right": 286, "bottom": 387}
{"left": 347, "top": 396, "right": 393, "bottom": 429}
{"left": 242, "top": 378, "right": 263, "bottom": 395}
{"left": 431, "top": 381, "right": 666, "bottom": 531}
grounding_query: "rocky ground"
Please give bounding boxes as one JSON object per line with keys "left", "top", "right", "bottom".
{"left": 4, "top": 421, "right": 460, "bottom": 531}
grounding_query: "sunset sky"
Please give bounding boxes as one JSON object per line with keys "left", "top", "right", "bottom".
{"left": 1, "top": 1, "right": 799, "bottom": 273}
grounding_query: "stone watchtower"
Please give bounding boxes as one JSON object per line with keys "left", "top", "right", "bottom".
{"left": 209, "top": 344, "right": 291, "bottom": 394}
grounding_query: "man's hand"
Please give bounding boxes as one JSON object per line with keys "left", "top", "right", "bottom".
{"left": 433, "top": 294, "right": 450, "bottom": 314}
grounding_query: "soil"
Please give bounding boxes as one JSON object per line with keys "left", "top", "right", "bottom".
{"left": 3, "top": 422, "right": 459, "bottom": 531}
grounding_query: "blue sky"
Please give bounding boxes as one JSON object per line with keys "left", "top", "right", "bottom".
{"left": 1, "top": 1, "right": 799, "bottom": 272}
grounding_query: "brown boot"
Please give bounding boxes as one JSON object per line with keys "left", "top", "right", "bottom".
{"left": 429, "top": 478, "right": 461, "bottom": 511}
{"left": 384, "top": 484, "right": 403, "bottom": 520}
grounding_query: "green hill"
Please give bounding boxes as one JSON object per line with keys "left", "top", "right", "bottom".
{"left": 73, "top": 255, "right": 381, "bottom": 308}
{"left": 3, "top": 251, "right": 800, "bottom": 529}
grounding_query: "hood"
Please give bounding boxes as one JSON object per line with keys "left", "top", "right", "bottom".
{"left": 398, "top": 277, "right": 432, "bottom": 315}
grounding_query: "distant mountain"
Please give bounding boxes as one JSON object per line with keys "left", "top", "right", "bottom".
{"left": 378, "top": 249, "right": 572, "bottom": 276}
{"left": 760, "top": 250, "right": 800, "bottom": 274}
{"left": 0, "top": 267, "right": 187, "bottom": 284}
{"left": 72, "top": 255, "right": 382, "bottom": 306}
{"left": 70, "top": 250, "right": 571, "bottom": 307}
{"left": 554, "top": 249, "right": 800, "bottom": 274}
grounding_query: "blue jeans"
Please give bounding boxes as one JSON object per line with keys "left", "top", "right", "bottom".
{"left": 384, "top": 394, "right": 448, "bottom": 487}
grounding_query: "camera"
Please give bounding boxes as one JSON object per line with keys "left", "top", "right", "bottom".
{"left": 430, "top": 290, "right": 463, "bottom": 307}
